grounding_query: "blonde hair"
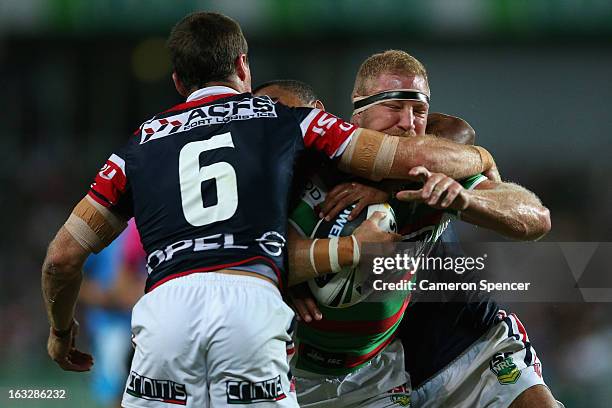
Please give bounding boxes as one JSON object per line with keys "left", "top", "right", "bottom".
{"left": 353, "top": 50, "right": 429, "bottom": 97}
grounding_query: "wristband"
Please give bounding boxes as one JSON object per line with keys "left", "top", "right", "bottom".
{"left": 51, "top": 319, "right": 74, "bottom": 339}
{"left": 329, "top": 237, "right": 341, "bottom": 273}
{"left": 350, "top": 234, "right": 361, "bottom": 267}
{"left": 309, "top": 239, "right": 320, "bottom": 276}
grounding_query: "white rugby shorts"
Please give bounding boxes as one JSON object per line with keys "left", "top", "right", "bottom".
{"left": 121, "top": 272, "right": 298, "bottom": 408}
{"left": 293, "top": 339, "right": 410, "bottom": 407}
{"left": 411, "top": 311, "right": 563, "bottom": 408}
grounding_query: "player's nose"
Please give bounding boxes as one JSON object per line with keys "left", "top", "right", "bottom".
{"left": 396, "top": 108, "right": 415, "bottom": 133}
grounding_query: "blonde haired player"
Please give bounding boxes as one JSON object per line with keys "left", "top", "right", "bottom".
{"left": 257, "top": 50, "right": 558, "bottom": 408}
{"left": 347, "top": 50, "right": 559, "bottom": 408}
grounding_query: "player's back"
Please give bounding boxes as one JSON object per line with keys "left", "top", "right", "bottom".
{"left": 90, "top": 86, "right": 358, "bottom": 293}
{"left": 131, "top": 90, "right": 303, "bottom": 291}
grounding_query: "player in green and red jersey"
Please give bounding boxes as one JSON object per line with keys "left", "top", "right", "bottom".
{"left": 254, "top": 49, "right": 555, "bottom": 408}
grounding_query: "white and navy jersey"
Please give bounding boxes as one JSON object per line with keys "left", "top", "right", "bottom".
{"left": 398, "top": 225, "right": 500, "bottom": 388}
{"left": 387, "top": 177, "right": 500, "bottom": 388}
{"left": 88, "top": 86, "right": 358, "bottom": 292}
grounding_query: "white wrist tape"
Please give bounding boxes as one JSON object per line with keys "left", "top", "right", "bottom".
{"left": 350, "top": 234, "right": 361, "bottom": 267}
{"left": 329, "top": 237, "right": 341, "bottom": 273}
{"left": 309, "top": 239, "right": 320, "bottom": 276}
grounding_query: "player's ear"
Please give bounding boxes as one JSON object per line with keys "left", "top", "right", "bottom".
{"left": 314, "top": 99, "right": 325, "bottom": 111}
{"left": 172, "top": 72, "right": 189, "bottom": 98}
{"left": 235, "top": 54, "right": 250, "bottom": 86}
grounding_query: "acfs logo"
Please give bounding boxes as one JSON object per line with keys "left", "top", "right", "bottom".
{"left": 140, "top": 96, "right": 277, "bottom": 144}
{"left": 141, "top": 118, "right": 183, "bottom": 143}
{"left": 226, "top": 376, "right": 286, "bottom": 404}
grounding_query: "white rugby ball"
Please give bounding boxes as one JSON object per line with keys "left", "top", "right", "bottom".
{"left": 308, "top": 203, "right": 396, "bottom": 308}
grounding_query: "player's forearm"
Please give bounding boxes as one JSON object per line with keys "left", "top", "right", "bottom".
{"left": 42, "top": 257, "right": 83, "bottom": 331}
{"left": 339, "top": 129, "right": 494, "bottom": 182}
{"left": 42, "top": 228, "right": 89, "bottom": 330}
{"left": 389, "top": 135, "right": 492, "bottom": 181}
{"left": 461, "top": 183, "right": 551, "bottom": 241}
{"left": 288, "top": 234, "right": 356, "bottom": 286}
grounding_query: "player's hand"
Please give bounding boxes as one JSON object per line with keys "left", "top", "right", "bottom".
{"left": 353, "top": 211, "right": 402, "bottom": 244}
{"left": 396, "top": 167, "right": 470, "bottom": 211}
{"left": 47, "top": 319, "right": 94, "bottom": 372}
{"left": 320, "top": 182, "right": 390, "bottom": 221}
{"left": 288, "top": 284, "right": 322, "bottom": 322}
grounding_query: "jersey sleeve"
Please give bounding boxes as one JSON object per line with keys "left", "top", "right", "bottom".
{"left": 288, "top": 176, "right": 327, "bottom": 239}
{"left": 88, "top": 149, "right": 134, "bottom": 219}
{"left": 459, "top": 173, "right": 488, "bottom": 190}
{"left": 396, "top": 174, "right": 486, "bottom": 196}
{"left": 444, "top": 173, "right": 488, "bottom": 217}
{"left": 291, "top": 107, "right": 358, "bottom": 159}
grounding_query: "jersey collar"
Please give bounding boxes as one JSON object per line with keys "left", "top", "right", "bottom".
{"left": 164, "top": 86, "right": 241, "bottom": 114}
{"left": 187, "top": 86, "right": 240, "bottom": 103}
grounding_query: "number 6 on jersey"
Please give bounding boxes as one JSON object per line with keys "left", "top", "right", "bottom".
{"left": 179, "top": 132, "right": 238, "bottom": 226}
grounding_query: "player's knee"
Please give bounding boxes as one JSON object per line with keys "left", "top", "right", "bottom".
{"left": 509, "top": 384, "right": 559, "bottom": 408}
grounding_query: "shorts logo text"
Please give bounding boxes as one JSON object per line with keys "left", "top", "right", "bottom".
{"left": 226, "top": 376, "right": 286, "bottom": 404}
{"left": 126, "top": 371, "right": 187, "bottom": 405}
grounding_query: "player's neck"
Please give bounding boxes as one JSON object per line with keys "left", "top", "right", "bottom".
{"left": 193, "top": 79, "right": 247, "bottom": 96}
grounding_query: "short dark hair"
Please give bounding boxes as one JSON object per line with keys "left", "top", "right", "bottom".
{"left": 253, "top": 79, "right": 319, "bottom": 105}
{"left": 167, "top": 12, "right": 248, "bottom": 90}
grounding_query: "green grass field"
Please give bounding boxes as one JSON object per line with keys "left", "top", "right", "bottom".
{"left": 0, "top": 355, "right": 102, "bottom": 408}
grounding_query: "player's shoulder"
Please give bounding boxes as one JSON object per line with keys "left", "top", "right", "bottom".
{"left": 255, "top": 98, "right": 323, "bottom": 128}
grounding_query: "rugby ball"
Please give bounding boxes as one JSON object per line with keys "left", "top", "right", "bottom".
{"left": 308, "top": 203, "right": 397, "bottom": 308}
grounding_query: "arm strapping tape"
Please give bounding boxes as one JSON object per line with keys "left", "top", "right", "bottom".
{"left": 64, "top": 196, "right": 127, "bottom": 253}
{"left": 339, "top": 129, "right": 399, "bottom": 181}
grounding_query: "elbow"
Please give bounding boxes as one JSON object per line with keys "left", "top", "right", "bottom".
{"left": 42, "top": 247, "right": 82, "bottom": 277}
{"left": 514, "top": 206, "right": 552, "bottom": 241}
{"left": 533, "top": 206, "right": 552, "bottom": 240}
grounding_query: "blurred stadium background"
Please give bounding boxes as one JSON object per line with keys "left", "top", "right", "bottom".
{"left": 1, "top": 0, "right": 611, "bottom": 406}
